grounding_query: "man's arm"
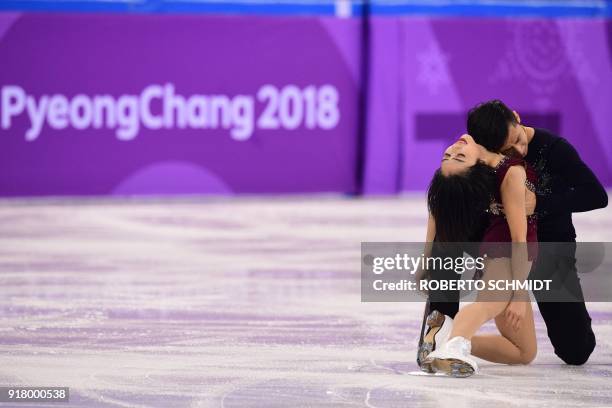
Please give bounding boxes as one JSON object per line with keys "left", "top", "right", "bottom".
{"left": 535, "top": 138, "right": 608, "bottom": 217}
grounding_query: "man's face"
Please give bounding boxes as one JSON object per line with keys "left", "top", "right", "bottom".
{"left": 500, "top": 122, "right": 529, "bottom": 158}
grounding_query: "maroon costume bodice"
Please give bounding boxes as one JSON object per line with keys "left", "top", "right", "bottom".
{"left": 480, "top": 156, "right": 538, "bottom": 260}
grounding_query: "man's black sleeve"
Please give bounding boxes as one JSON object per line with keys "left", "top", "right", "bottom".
{"left": 535, "top": 138, "right": 608, "bottom": 217}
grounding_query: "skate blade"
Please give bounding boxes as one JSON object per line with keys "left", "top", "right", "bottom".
{"left": 418, "top": 340, "right": 435, "bottom": 371}
{"left": 406, "top": 370, "right": 448, "bottom": 377}
{"left": 417, "top": 311, "right": 445, "bottom": 369}
{"left": 420, "top": 362, "right": 435, "bottom": 374}
{"left": 432, "top": 358, "right": 475, "bottom": 378}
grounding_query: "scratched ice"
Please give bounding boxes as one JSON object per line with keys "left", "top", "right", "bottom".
{"left": 0, "top": 196, "right": 611, "bottom": 407}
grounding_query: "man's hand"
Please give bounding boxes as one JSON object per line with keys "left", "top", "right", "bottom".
{"left": 504, "top": 300, "right": 527, "bottom": 331}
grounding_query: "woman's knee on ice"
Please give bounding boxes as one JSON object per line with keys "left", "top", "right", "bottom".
{"left": 517, "top": 346, "right": 537, "bottom": 365}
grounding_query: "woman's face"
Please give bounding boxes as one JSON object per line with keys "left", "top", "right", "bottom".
{"left": 441, "top": 134, "right": 481, "bottom": 176}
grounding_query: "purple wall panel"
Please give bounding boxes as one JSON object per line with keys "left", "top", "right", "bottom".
{"left": 361, "top": 18, "right": 402, "bottom": 194}
{"left": 0, "top": 14, "right": 361, "bottom": 196}
{"left": 395, "top": 17, "right": 612, "bottom": 192}
{"left": 0, "top": 13, "right": 610, "bottom": 196}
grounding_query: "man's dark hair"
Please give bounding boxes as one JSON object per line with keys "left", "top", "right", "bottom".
{"left": 467, "top": 100, "right": 517, "bottom": 152}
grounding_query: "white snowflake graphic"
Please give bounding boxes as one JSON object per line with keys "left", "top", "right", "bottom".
{"left": 416, "top": 45, "right": 452, "bottom": 95}
{"left": 488, "top": 20, "right": 597, "bottom": 108}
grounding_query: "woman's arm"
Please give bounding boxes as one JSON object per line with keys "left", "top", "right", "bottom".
{"left": 500, "top": 165, "right": 531, "bottom": 329}
{"left": 416, "top": 214, "right": 436, "bottom": 286}
{"left": 500, "top": 165, "right": 527, "bottom": 243}
{"left": 425, "top": 214, "right": 436, "bottom": 244}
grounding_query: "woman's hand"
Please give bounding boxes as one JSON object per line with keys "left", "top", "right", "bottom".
{"left": 504, "top": 300, "right": 527, "bottom": 331}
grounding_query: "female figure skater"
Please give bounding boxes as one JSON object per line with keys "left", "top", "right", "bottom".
{"left": 419, "top": 134, "right": 538, "bottom": 377}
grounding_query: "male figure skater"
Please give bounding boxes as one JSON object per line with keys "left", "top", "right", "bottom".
{"left": 419, "top": 100, "right": 608, "bottom": 366}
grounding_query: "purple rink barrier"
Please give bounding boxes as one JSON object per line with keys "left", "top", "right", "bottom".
{"left": 0, "top": 13, "right": 611, "bottom": 196}
{"left": 0, "top": 13, "right": 362, "bottom": 196}
{"left": 363, "top": 17, "right": 612, "bottom": 193}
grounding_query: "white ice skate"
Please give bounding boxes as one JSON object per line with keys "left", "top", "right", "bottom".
{"left": 423, "top": 336, "right": 478, "bottom": 378}
{"left": 418, "top": 310, "right": 454, "bottom": 373}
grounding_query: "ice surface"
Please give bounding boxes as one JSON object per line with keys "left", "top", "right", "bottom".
{"left": 0, "top": 195, "right": 611, "bottom": 407}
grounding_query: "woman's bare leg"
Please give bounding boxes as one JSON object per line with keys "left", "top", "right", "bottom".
{"left": 447, "top": 257, "right": 537, "bottom": 364}
{"left": 448, "top": 258, "right": 514, "bottom": 340}
{"left": 471, "top": 302, "right": 537, "bottom": 364}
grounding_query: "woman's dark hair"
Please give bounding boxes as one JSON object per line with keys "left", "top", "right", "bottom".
{"left": 467, "top": 99, "right": 517, "bottom": 152}
{"left": 427, "top": 161, "right": 496, "bottom": 242}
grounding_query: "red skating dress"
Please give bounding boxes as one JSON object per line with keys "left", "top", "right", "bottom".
{"left": 480, "top": 156, "right": 538, "bottom": 260}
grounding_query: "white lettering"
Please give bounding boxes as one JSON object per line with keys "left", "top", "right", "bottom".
{"left": 0, "top": 83, "right": 340, "bottom": 141}
{"left": 25, "top": 95, "right": 48, "bottom": 141}
{"left": 2, "top": 85, "right": 26, "bottom": 129}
